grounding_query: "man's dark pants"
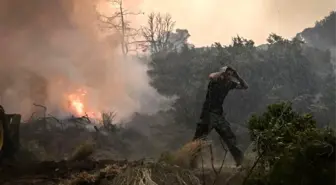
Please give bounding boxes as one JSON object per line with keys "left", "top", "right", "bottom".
{"left": 192, "top": 112, "right": 243, "bottom": 166}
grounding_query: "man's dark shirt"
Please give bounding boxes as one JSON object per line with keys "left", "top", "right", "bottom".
{"left": 200, "top": 78, "right": 238, "bottom": 119}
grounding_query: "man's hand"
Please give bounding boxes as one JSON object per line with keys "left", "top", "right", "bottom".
{"left": 229, "top": 68, "right": 249, "bottom": 90}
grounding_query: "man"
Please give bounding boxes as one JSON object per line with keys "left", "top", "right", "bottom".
{"left": 192, "top": 66, "right": 248, "bottom": 167}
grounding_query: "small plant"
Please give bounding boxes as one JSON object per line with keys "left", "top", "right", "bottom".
{"left": 101, "top": 112, "right": 118, "bottom": 133}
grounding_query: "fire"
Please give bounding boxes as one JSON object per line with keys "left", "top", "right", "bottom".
{"left": 66, "top": 88, "right": 99, "bottom": 118}
{"left": 67, "top": 89, "right": 86, "bottom": 116}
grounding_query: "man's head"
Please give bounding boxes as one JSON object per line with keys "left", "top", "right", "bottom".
{"left": 208, "top": 66, "right": 236, "bottom": 80}
{"left": 219, "top": 66, "right": 235, "bottom": 79}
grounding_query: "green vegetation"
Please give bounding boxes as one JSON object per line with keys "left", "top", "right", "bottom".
{"left": 246, "top": 102, "right": 335, "bottom": 185}
{"left": 141, "top": 12, "right": 336, "bottom": 150}
{"left": 132, "top": 11, "right": 336, "bottom": 185}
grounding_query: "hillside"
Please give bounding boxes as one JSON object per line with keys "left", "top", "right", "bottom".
{"left": 297, "top": 11, "right": 336, "bottom": 50}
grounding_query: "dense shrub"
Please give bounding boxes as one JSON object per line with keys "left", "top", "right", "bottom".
{"left": 246, "top": 102, "right": 335, "bottom": 185}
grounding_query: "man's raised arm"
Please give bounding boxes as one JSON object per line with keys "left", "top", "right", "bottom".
{"left": 233, "top": 72, "right": 248, "bottom": 90}
{"left": 209, "top": 72, "right": 222, "bottom": 80}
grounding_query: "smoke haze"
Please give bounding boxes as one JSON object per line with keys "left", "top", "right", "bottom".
{"left": 0, "top": 0, "right": 333, "bottom": 120}
{"left": 0, "top": 0, "right": 171, "bottom": 121}
{"left": 129, "top": 0, "right": 335, "bottom": 46}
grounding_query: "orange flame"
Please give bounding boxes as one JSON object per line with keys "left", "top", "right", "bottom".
{"left": 66, "top": 88, "right": 99, "bottom": 118}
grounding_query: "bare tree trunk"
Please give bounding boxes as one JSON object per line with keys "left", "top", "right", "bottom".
{"left": 99, "top": 0, "right": 144, "bottom": 55}
{"left": 119, "top": 0, "right": 127, "bottom": 56}
{"left": 29, "top": 73, "right": 48, "bottom": 118}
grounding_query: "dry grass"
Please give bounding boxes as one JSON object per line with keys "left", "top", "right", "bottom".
{"left": 111, "top": 163, "right": 201, "bottom": 185}
{"left": 61, "top": 171, "right": 98, "bottom": 185}
{"left": 61, "top": 149, "right": 256, "bottom": 185}
{"left": 109, "top": 140, "right": 209, "bottom": 185}
{"left": 159, "top": 140, "right": 210, "bottom": 169}
{"left": 68, "top": 140, "right": 95, "bottom": 161}
{"left": 59, "top": 162, "right": 201, "bottom": 185}
{"left": 60, "top": 163, "right": 127, "bottom": 185}
{"left": 27, "top": 138, "right": 257, "bottom": 185}
{"left": 111, "top": 167, "right": 158, "bottom": 185}
{"left": 100, "top": 164, "right": 126, "bottom": 175}
{"left": 157, "top": 140, "right": 259, "bottom": 185}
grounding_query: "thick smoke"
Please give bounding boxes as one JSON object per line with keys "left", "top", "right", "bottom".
{"left": 0, "top": 0, "right": 172, "bottom": 121}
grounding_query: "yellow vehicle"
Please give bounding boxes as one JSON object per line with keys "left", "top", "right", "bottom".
{"left": 0, "top": 105, "right": 21, "bottom": 162}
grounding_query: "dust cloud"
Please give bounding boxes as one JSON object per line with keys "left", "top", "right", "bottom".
{"left": 0, "top": 0, "right": 172, "bottom": 122}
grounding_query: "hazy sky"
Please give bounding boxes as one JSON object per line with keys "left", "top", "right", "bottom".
{"left": 103, "top": 0, "right": 335, "bottom": 46}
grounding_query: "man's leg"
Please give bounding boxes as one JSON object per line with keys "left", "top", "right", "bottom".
{"left": 192, "top": 120, "right": 211, "bottom": 141}
{"left": 212, "top": 114, "right": 244, "bottom": 166}
{"left": 190, "top": 119, "right": 211, "bottom": 168}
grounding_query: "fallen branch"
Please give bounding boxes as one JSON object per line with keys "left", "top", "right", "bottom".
{"left": 33, "top": 103, "right": 47, "bottom": 118}
{"left": 83, "top": 113, "right": 92, "bottom": 123}
{"left": 209, "top": 144, "right": 218, "bottom": 175}
{"left": 33, "top": 103, "right": 47, "bottom": 129}
{"left": 212, "top": 138, "right": 228, "bottom": 185}
{"left": 242, "top": 153, "right": 263, "bottom": 185}
{"left": 28, "top": 112, "right": 36, "bottom": 121}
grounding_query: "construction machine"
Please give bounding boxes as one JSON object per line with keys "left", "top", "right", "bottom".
{"left": 0, "top": 105, "right": 21, "bottom": 162}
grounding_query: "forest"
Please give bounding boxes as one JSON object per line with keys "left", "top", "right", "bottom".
{"left": 130, "top": 11, "right": 336, "bottom": 146}
{"left": 128, "top": 10, "right": 336, "bottom": 184}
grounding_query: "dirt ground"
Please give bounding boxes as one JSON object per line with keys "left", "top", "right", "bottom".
{"left": 0, "top": 119, "right": 245, "bottom": 185}
{"left": 0, "top": 159, "right": 244, "bottom": 185}
{"left": 0, "top": 159, "right": 133, "bottom": 185}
